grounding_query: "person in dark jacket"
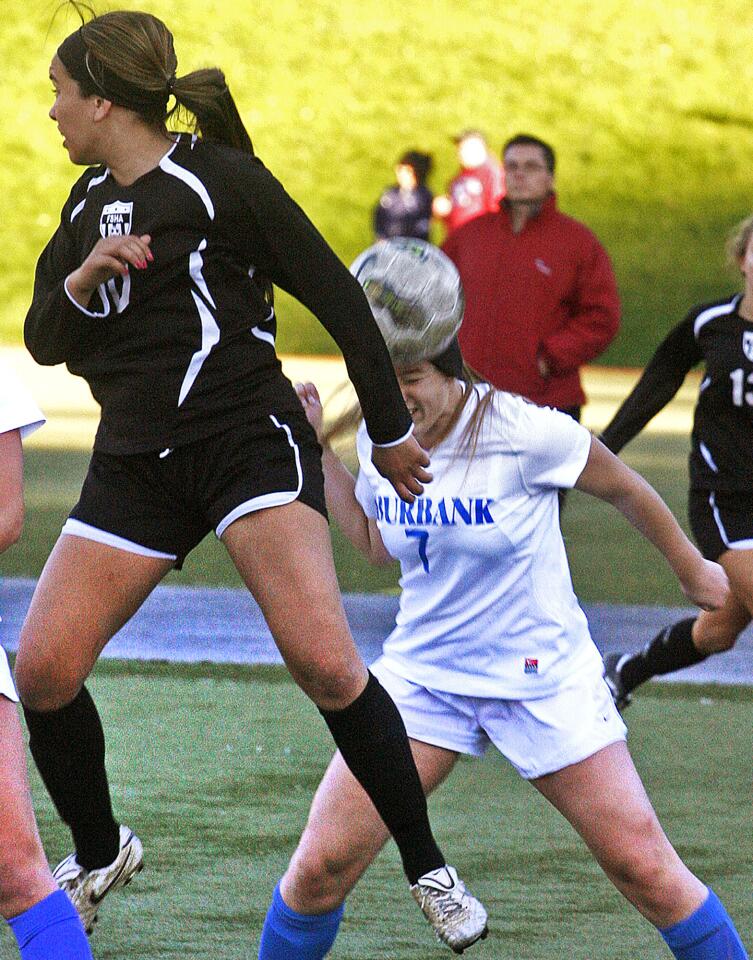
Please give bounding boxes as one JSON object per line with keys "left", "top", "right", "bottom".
{"left": 374, "top": 150, "right": 433, "bottom": 241}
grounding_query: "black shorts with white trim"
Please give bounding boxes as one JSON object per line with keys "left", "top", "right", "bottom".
{"left": 67, "top": 406, "right": 327, "bottom": 568}
{"left": 688, "top": 488, "right": 753, "bottom": 561}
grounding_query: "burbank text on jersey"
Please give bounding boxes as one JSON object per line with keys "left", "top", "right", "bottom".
{"left": 374, "top": 496, "right": 495, "bottom": 526}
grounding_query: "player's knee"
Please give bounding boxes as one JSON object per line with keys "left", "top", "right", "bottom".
{"left": 285, "top": 847, "right": 354, "bottom": 913}
{"left": 0, "top": 838, "right": 52, "bottom": 919}
{"left": 603, "top": 817, "right": 680, "bottom": 903}
{"left": 291, "top": 658, "right": 366, "bottom": 711}
{"left": 14, "top": 655, "right": 81, "bottom": 713}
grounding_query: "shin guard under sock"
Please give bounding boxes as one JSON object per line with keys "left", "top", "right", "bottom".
{"left": 660, "top": 888, "right": 748, "bottom": 959}
{"left": 8, "top": 889, "right": 93, "bottom": 960}
{"left": 258, "top": 883, "right": 343, "bottom": 960}
{"left": 320, "top": 671, "right": 444, "bottom": 884}
{"left": 621, "top": 618, "right": 705, "bottom": 693}
{"left": 23, "top": 686, "right": 119, "bottom": 870}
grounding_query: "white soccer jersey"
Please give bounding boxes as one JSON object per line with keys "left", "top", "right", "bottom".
{"left": 0, "top": 359, "right": 45, "bottom": 439}
{"left": 355, "top": 385, "right": 602, "bottom": 699}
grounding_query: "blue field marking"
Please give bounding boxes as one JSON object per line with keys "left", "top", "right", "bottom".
{"left": 1, "top": 577, "right": 751, "bottom": 684}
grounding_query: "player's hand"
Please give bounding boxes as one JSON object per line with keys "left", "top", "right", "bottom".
{"left": 66, "top": 234, "right": 153, "bottom": 308}
{"left": 680, "top": 557, "right": 730, "bottom": 611}
{"left": 372, "top": 435, "right": 432, "bottom": 503}
{"left": 295, "top": 381, "right": 325, "bottom": 442}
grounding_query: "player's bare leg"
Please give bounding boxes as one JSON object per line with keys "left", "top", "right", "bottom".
{"left": 533, "top": 741, "right": 748, "bottom": 957}
{"left": 224, "top": 502, "right": 487, "bottom": 952}
{"left": 14, "top": 534, "right": 172, "bottom": 932}
{"left": 282, "top": 739, "right": 458, "bottom": 914}
{"left": 0, "top": 700, "right": 57, "bottom": 920}
{"left": 606, "top": 552, "right": 752, "bottom": 708}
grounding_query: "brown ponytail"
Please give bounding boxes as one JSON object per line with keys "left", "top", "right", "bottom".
{"left": 56, "top": 3, "right": 254, "bottom": 153}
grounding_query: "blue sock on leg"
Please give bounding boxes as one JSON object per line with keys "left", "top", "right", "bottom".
{"left": 8, "top": 889, "right": 92, "bottom": 960}
{"left": 660, "top": 888, "right": 748, "bottom": 959}
{"left": 258, "top": 882, "right": 344, "bottom": 960}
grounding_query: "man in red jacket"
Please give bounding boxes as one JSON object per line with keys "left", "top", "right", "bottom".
{"left": 443, "top": 133, "right": 620, "bottom": 422}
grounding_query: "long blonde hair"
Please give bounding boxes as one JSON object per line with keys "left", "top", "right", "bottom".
{"left": 726, "top": 214, "right": 753, "bottom": 271}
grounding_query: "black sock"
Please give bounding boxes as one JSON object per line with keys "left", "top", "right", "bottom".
{"left": 620, "top": 617, "right": 706, "bottom": 693}
{"left": 23, "top": 686, "right": 120, "bottom": 870}
{"left": 320, "top": 671, "right": 444, "bottom": 885}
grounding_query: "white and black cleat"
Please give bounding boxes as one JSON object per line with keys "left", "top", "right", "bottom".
{"left": 411, "top": 864, "right": 489, "bottom": 954}
{"left": 53, "top": 824, "right": 144, "bottom": 934}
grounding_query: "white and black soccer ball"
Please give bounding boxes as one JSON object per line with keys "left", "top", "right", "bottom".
{"left": 350, "top": 237, "right": 464, "bottom": 364}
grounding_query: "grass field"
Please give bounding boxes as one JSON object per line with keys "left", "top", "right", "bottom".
{"left": 4, "top": 1, "right": 753, "bottom": 361}
{"left": 0, "top": 662, "right": 749, "bottom": 959}
{"left": 0, "top": 431, "right": 698, "bottom": 605}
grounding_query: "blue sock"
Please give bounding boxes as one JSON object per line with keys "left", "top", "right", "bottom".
{"left": 660, "top": 888, "right": 748, "bottom": 959}
{"left": 7, "top": 889, "right": 92, "bottom": 960}
{"left": 258, "top": 882, "right": 344, "bottom": 960}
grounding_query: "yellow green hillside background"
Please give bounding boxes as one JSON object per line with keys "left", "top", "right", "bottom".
{"left": 4, "top": 0, "right": 753, "bottom": 360}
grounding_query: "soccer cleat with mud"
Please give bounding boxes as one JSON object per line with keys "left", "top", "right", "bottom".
{"left": 411, "top": 864, "right": 489, "bottom": 954}
{"left": 52, "top": 824, "right": 144, "bottom": 934}
{"left": 603, "top": 652, "right": 633, "bottom": 712}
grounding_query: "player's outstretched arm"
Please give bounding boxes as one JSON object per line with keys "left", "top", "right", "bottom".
{"left": 574, "top": 436, "right": 729, "bottom": 611}
{"left": 295, "top": 382, "right": 392, "bottom": 564}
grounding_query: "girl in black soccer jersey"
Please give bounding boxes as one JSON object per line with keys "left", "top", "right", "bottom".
{"left": 15, "top": 5, "right": 485, "bottom": 949}
{"left": 602, "top": 214, "right": 753, "bottom": 709}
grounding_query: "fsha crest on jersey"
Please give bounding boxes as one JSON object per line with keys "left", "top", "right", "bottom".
{"left": 100, "top": 201, "right": 133, "bottom": 238}
{"left": 742, "top": 330, "right": 753, "bottom": 363}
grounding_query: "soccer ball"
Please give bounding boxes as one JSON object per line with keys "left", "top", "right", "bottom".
{"left": 350, "top": 237, "right": 464, "bottom": 364}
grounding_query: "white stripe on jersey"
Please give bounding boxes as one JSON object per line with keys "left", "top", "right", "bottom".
{"left": 178, "top": 239, "right": 221, "bottom": 407}
{"left": 214, "top": 415, "right": 303, "bottom": 538}
{"left": 70, "top": 170, "right": 110, "bottom": 222}
{"left": 699, "top": 441, "right": 719, "bottom": 473}
{"left": 693, "top": 294, "right": 740, "bottom": 339}
{"left": 160, "top": 153, "right": 215, "bottom": 220}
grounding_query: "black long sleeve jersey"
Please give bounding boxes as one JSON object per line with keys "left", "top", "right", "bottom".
{"left": 25, "top": 134, "right": 411, "bottom": 454}
{"left": 601, "top": 293, "right": 753, "bottom": 492}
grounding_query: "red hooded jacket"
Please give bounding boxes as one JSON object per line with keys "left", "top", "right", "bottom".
{"left": 443, "top": 193, "right": 620, "bottom": 409}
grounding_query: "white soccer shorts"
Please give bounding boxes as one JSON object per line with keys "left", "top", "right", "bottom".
{"left": 371, "top": 655, "right": 627, "bottom": 780}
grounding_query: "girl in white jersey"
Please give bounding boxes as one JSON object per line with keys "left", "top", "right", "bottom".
{"left": 0, "top": 359, "right": 93, "bottom": 959}
{"left": 257, "top": 336, "right": 749, "bottom": 960}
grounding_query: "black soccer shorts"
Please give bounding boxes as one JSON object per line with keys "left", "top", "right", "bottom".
{"left": 688, "top": 488, "right": 753, "bottom": 561}
{"left": 66, "top": 407, "right": 327, "bottom": 568}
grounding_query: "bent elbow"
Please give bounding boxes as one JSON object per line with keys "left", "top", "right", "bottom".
{"left": 24, "top": 331, "right": 63, "bottom": 367}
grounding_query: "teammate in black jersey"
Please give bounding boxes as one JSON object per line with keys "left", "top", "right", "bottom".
{"left": 14, "top": 5, "right": 486, "bottom": 947}
{"left": 601, "top": 215, "right": 753, "bottom": 708}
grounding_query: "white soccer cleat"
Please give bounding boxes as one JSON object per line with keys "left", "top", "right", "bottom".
{"left": 52, "top": 824, "right": 144, "bottom": 934}
{"left": 411, "top": 864, "right": 489, "bottom": 954}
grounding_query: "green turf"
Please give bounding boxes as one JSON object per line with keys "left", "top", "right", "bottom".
{"left": 0, "top": 663, "right": 749, "bottom": 958}
{"left": 2, "top": 431, "right": 697, "bottom": 604}
{"left": 3, "top": 1, "right": 753, "bottom": 362}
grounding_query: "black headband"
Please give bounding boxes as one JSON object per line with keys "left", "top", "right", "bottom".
{"left": 57, "top": 27, "right": 173, "bottom": 114}
{"left": 430, "top": 337, "right": 464, "bottom": 379}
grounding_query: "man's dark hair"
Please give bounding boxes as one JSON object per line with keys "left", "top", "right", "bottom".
{"left": 502, "top": 134, "right": 555, "bottom": 174}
